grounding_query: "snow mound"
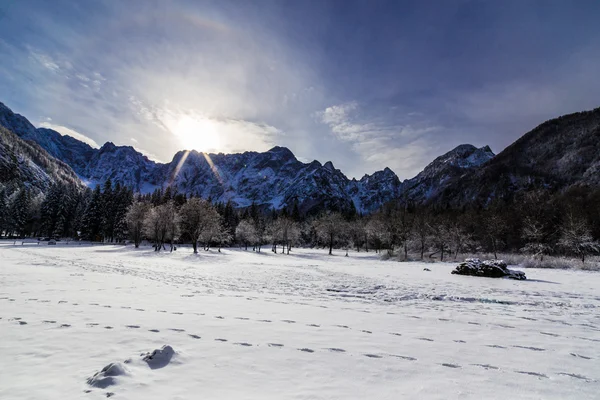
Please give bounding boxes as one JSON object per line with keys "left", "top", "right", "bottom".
{"left": 142, "top": 345, "right": 175, "bottom": 369}
{"left": 86, "top": 362, "right": 128, "bottom": 388}
{"left": 452, "top": 258, "right": 526, "bottom": 280}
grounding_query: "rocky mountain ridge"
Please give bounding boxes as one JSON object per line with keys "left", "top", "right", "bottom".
{"left": 6, "top": 101, "right": 597, "bottom": 213}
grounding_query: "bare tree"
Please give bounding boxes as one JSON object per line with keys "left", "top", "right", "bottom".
{"left": 448, "top": 219, "right": 472, "bottom": 260}
{"left": 411, "top": 209, "right": 430, "bottom": 260}
{"left": 179, "top": 198, "right": 221, "bottom": 253}
{"left": 427, "top": 217, "right": 451, "bottom": 261}
{"left": 558, "top": 214, "right": 600, "bottom": 263}
{"left": 125, "top": 201, "right": 150, "bottom": 248}
{"left": 485, "top": 213, "right": 506, "bottom": 260}
{"left": 314, "top": 212, "right": 345, "bottom": 255}
{"left": 143, "top": 202, "right": 177, "bottom": 252}
{"left": 521, "top": 216, "right": 552, "bottom": 260}
{"left": 236, "top": 219, "right": 257, "bottom": 250}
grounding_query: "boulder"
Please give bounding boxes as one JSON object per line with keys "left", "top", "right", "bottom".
{"left": 87, "top": 362, "right": 128, "bottom": 388}
{"left": 452, "top": 258, "right": 526, "bottom": 280}
{"left": 142, "top": 345, "right": 175, "bottom": 369}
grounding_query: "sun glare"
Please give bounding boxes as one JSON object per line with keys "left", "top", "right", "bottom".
{"left": 174, "top": 116, "right": 221, "bottom": 152}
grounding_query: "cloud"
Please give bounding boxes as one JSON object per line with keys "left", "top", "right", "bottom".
{"left": 27, "top": 47, "right": 60, "bottom": 72}
{"left": 318, "top": 102, "right": 440, "bottom": 178}
{"left": 39, "top": 122, "right": 100, "bottom": 148}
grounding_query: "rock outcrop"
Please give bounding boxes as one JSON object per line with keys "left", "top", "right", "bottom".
{"left": 452, "top": 258, "right": 526, "bottom": 280}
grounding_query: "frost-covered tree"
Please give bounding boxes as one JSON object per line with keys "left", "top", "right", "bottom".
{"left": 314, "top": 212, "right": 345, "bottom": 255}
{"left": 558, "top": 214, "right": 600, "bottom": 263}
{"left": 179, "top": 198, "right": 221, "bottom": 253}
{"left": 143, "top": 201, "right": 177, "bottom": 252}
{"left": 521, "top": 217, "right": 552, "bottom": 260}
{"left": 236, "top": 219, "right": 257, "bottom": 250}
{"left": 126, "top": 201, "right": 151, "bottom": 248}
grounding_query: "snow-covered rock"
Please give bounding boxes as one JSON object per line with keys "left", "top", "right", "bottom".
{"left": 86, "top": 362, "right": 129, "bottom": 388}
{"left": 452, "top": 258, "right": 526, "bottom": 280}
{"left": 142, "top": 345, "right": 175, "bottom": 369}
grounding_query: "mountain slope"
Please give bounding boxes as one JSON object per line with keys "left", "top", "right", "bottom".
{"left": 0, "top": 125, "right": 84, "bottom": 194}
{"left": 0, "top": 102, "right": 95, "bottom": 176}
{"left": 434, "top": 108, "right": 600, "bottom": 206}
{"left": 400, "top": 144, "right": 495, "bottom": 203}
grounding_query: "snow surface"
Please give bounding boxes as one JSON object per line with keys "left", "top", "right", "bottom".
{"left": 0, "top": 244, "right": 599, "bottom": 399}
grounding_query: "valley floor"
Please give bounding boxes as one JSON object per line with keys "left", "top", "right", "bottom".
{"left": 0, "top": 244, "right": 599, "bottom": 399}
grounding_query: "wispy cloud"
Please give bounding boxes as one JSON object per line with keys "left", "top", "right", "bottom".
{"left": 318, "top": 102, "right": 439, "bottom": 178}
{"left": 39, "top": 122, "right": 100, "bottom": 148}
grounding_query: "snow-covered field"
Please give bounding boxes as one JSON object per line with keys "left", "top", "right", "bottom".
{"left": 0, "top": 244, "right": 599, "bottom": 399}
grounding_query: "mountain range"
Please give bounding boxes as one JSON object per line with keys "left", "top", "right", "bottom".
{"left": 1, "top": 100, "right": 599, "bottom": 213}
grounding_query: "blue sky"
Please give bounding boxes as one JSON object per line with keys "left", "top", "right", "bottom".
{"left": 1, "top": 0, "right": 600, "bottom": 179}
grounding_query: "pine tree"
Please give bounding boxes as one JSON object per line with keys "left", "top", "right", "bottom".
{"left": 82, "top": 185, "right": 103, "bottom": 241}
{"left": 9, "top": 187, "right": 30, "bottom": 237}
{"left": 0, "top": 186, "right": 8, "bottom": 236}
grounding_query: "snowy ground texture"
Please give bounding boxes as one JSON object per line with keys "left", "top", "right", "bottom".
{"left": 1, "top": 244, "right": 599, "bottom": 400}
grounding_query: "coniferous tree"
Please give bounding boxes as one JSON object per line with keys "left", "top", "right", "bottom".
{"left": 82, "top": 185, "right": 103, "bottom": 241}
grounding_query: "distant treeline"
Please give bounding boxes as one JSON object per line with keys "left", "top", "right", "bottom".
{"left": 1, "top": 181, "right": 599, "bottom": 263}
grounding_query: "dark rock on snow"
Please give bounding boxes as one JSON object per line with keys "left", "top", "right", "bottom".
{"left": 452, "top": 258, "right": 526, "bottom": 280}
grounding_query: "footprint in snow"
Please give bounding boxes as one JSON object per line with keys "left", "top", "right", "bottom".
{"left": 234, "top": 342, "right": 252, "bottom": 347}
{"left": 540, "top": 332, "right": 559, "bottom": 337}
{"left": 282, "top": 320, "right": 296, "bottom": 324}
{"left": 390, "top": 332, "right": 402, "bottom": 337}
{"left": 235, "top": 317, "right": 250, "bottom": 320}
{"left": 307, "top": 324, "right": 320, "bottom": 327}
{"left": 58, "top": 300, "right": 67, "bottom": 304}
{"left": 258, "top": 319, "right": 272, "bottom": 323}
{"left": 327, "top": 348, "right": 346, "bottom": 353}
{"left": 335, "top": 325, "right": 349, "bottom": 329}
{"left": 135, "top": 308, "right": 145, "bottom": 312}
{"left": 570, "top": 353, "right": 592, "bottom": 360}
{"left": 87, "top": 323, "right": 99, "bottom": 327}
{"left": 299, "top": 348, "right": 315, "bottom": 353}
{"left": 468, "top": 322, "right": 481, "bottom": 325}
{"left": 215, "top": 338, "right": 228, "bottom": 342}
{"left": 471, "top": 363, "right": 499, "bottom": 370}
{"left": 417, "top": 337, "right": 434, "bottom": 342}
{"left": 60, "top": 324, "right": 71, "bottom": 328}
{"left": 172, "top": 312, "right": 184, "bottom": 315}
{"left": 148, "top": 329, "right": 160, "bottom": 333}
{"left": 454, "top": 340, "right": 466, "bottom": 343}
{"left": 168, "top": 328, "right": 185, "bottom": 332}
{"left": 558, "top": 372, "right": 592, "bottom": 381}
{"left": 364, "top": 354, "right": 382, "bottom": 358}
{"left": 441, "top": 363, "right": 461, "bottom": 368}
{"left": 214, "top": 316, "right": 224, "bottom": 319}
{"left": 104, "top": 326, "right": 113, "bottom": 329}
{"left": 391, "top": 355, "right": 416, "bottom": 361}
{"left": 188, "top": 334, "right": 201, "bottom": 339}
{"left": 513, "top": 345, "right": 545, "bottom": 352}
{"left": 486, "top": 345, "right": 506, "bottom": 349}
{"left": 43, "top": 320, "right": 57, "bottom": 324}
{"left": 267, "top": 343, "right": 283, "bottom": 348}
{"left": 515, "top": 370, "right": 548, "bottom": 379}
{"left": 18, "top": 321, "right": 28, "bottom": 325}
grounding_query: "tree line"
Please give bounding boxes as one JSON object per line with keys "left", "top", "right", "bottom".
{"left": 1, "top": 180, "right": 599, "bottom": 263}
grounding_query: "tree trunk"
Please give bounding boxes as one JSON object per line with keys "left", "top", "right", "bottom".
{"left": 192, "top": 241, "right": 198, "bottom": 254}
{"left": 329, "top": 233, "right": 333, "bottom": 255}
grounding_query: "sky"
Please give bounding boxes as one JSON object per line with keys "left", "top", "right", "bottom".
{"left": 1, "top": 0, "right": 600, "bottom": 179}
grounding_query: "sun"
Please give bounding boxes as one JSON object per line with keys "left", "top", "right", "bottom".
{"left": 174, "top": 116, "right": 221, "bottom": 152}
